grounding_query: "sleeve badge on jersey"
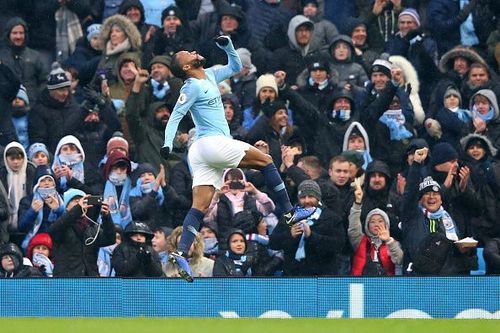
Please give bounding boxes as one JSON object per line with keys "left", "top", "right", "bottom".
{"left": 178, "top": 93, "right": 187, "bottom": 104}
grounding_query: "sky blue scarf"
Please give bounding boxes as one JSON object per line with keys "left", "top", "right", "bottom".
{"left": 103, "top": 178, "right": 132, "bottom": 228}
{"left": 21, "top": 190, "right": 64, "bottom": 250}
{"left": 295, "top": 207, "right": 322, "bottom": 261}
{"left": 379, "top": 109, "right": 413, "bottom": 141}
{"left": 129, "top": 178, "right": 164, "bottom": 205}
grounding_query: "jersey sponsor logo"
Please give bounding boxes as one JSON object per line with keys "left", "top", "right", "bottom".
{"left": 178, "top": 93, "right": 187, "bottom": 104}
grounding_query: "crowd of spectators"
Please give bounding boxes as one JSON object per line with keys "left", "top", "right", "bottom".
{"left": 0, "top": 0, "right": 499, "bottom": 278}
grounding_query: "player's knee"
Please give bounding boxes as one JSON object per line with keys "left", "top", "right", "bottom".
{"left": 261, "top": 153, "right": 273, "bottom": 166}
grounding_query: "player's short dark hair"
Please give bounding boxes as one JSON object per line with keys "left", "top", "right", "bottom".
{"left": 170, "top": 53, "right": 187, "bottom": 81}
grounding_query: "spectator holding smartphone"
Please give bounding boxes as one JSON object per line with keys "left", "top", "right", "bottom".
{"left": 49, "top": 189, "right": 115, "bottom": 277}
{"left": 204, "top": 168, "right": 275, "bottom": 251}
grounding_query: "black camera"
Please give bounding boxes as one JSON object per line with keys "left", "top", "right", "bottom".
{"left": 229, "top": 181, "right": 245, "bottom": 190}
{"left": 87, "top": 195, "right": 103, "bottom": 206}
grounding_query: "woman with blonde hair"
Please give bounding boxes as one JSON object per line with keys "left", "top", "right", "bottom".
{"left": 163, "top": 226, "right": 214, "bottom": 278}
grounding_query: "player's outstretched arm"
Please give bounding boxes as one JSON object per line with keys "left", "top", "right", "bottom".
{"left": 212, "top": 35, "right": 242, "bottom": 82}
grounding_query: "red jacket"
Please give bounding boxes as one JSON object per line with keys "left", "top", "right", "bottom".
{"left": 352, "top": 235, "right": 395, "bottom": 276}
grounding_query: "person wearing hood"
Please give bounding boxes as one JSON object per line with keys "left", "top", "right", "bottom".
{"left": 92, "top": 14, "right": 142, "bottom": 88}
{"left": 10, "top": 85, "right": 30, "bottom": 150}
{"left": 461, "top": 62, "right": 500, "bottom": 109}
{"left": 164, "top": 225, "right": 214, "bottom": 278}
{"left": 197, "top": 4, "right": 252, "bottom": 68}
{"left": 204, "top": 168, "right": 275, "bottom": 251}
{"left": 269, "top": 179, "right": 345, "bottom": 276}
{"left": 102, "top": 150, "right": 132, "bottom": 229}
{"left": 301, "top": 0, "right": 339, "bottom": 48}
{"left": 469, "top": 89, "right": 500, "bottom": 151}
{"left": 230, "top": 48, "right": 258, "bottom": 110}
{"left": 28, "top": 63, "right": 81, "bottom": 154}
{"left": 400, "top": 148, "right": 478, "bottom": 275}
{"left": 389, "top": 55, "right": 425, "bottom": 126}
{"left": 18, "top": 165, "right": 64, "bottom": 251}
{"left": 52, "top": 135, "right": 103, "bottom": 195}
{"left": 460, "top": 134, "right": 499, "bottom": 244}
{"left": 213, "top": 229, "right": 254, "bottom": 277}
{"left": 434, "top": 86, "right": 472, "bottom": 150}
{"left": 359, "top": 160, "right": 402, "bottom": 242}
{"left": 270, "top": 15, "right": 323, "bottom": 85}
{"left": 0, "top": 63, "right": 22, "bottom": 148}
{"left": 344, "top": 17, "right": 379, "bottom": 75}
{"left": 0, "top": 142, "right": 36, "bottom": 237}
{"left": 26, "top": 232, "right": 54, "bottom": 277}
{"left": 0, "top": 242, "right": 43, "bottom": 278}
{"left": 0, "top": 17, "right": 48, "bottom": 103}
{"left": 112, "top": 220, "right": 164, "bottom": 277}
{"left": 429, "top": 46, "right": 488, "bottom": 118}
{"left": 349, "top": 180, "right": 403, "bottom": 275}
{"left": 49, "top": 188, "right": 115, "bottom": 277}
{"left": 327, "top": 35, "right": 368, "bottom": 92}
{"left": 64, "top": 24, "right": 103, "bottom": 87}
{"left": 342, "top": 122, "right": 374, "bottom": 171}
{"left": 118, "top": 0, "right": 157, "bottom": 52}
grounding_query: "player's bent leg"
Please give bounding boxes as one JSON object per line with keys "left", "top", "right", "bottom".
{"left": 238, "top": 146, "right": 315, "bottom": 225}
{"left": 238, "top": 147, "right": 293, "bottom": 213}
{"left": 171, "top": 185, "right": 215, "bottom": 282}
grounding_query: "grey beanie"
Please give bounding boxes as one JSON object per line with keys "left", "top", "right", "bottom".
{"left": 444, "top": 86, "right": 462, "bottom": 106}
{"left": 297, "top": 180, "right": 322, "bottom": 201}
{"left": 365, "top": 208, "right": 390, "bottom": 238}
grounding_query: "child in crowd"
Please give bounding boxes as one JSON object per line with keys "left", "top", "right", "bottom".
{"left": 0, "top": 142, "right": 36, "bottom": 234}
{"left": 164, "top": 226, "right": 214, "bottom": 278}
{"left": 213, "top": 229, "right": 253, "bottom": 277}
{"left": 152, "top": 226, "right": 172, "bottom": 265}
{"left": 0, "top": 242, "right": 43, "bottom": 278}
{"left": 102, "top": 150, "right": 132, "bottom": 228}
{"left": 97, "top": 225, "right": 123, "bottom": 277}
{"left": 28, "top": 143, "right": 50, "bottom": 167}
{"left": 436, "top": 87, "right": 471, "bottom": 149}
{"left": 26, "top": 232, "right": 54, "bottom": 277}
{"left": 112, "top": 221, "right": 164, "bottom": 277}
{"left": 343, "top": 122, "right": 373, "bottom": 169}
{"left": 18, "top": 166, "right": 64, "bottom": 250}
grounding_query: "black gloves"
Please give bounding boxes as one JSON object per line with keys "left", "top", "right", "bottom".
{"left": 83, "top": 86, "right": 106, "bottom": 107}
{"left": 160, "top": 146, "right": 170, "bottom": 160}
{"left": 137, "top": 246, "right": 151, "bottom": 262}
{"left": 214, "top": 35, "right": 230, "bottom": 47}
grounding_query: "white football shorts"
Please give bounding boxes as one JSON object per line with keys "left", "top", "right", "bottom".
{"left": 188, "top": 135, "right": 251, "bottom": 189}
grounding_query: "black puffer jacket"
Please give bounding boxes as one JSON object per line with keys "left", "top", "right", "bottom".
{"left": 28, "top": 89, "right": 81, "bottom": 154}
{"left": 269, "top": 205, "right": 345, "bottom": 276}
{"left": 49, "top": 205, "right": 115, "bottom": 277}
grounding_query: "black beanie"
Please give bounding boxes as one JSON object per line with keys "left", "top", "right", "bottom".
{"left": 431, "top": 142, "right": 458, "bottom": 167}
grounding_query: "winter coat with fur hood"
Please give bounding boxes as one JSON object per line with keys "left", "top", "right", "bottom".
{"left": 93, "top": 14, "right": 142, "bottom": 87}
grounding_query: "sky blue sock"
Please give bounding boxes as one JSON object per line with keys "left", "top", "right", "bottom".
{"left": 178, "top": 208, "right": 204, "bottom": 254}
{"left": 261, "top": 163, "right": 293, "bottom": 212}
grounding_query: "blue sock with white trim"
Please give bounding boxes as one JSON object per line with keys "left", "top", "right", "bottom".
{"left": 261, "top": 163, "right": 292, "bottom": 212}
{"left": 178, "top": 208, "right": 204, "bottom": 255}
